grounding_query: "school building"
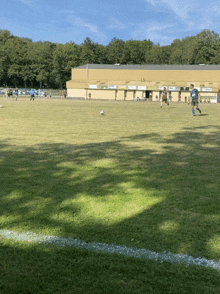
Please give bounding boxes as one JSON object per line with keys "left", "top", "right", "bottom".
{"left": 66, "top": 64, "right": 220, "bottom": 102}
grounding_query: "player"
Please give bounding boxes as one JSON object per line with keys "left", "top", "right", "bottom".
{"left": 14, "top": 88, "right": 18, "bottom": 100}
{"left": 190, "top": 84, "right": 202, "bottom": 116}
{"left": 30, "top": 89, "right": 35, "bottom": 101}
{"left": 6, "top": 88, "right": 10, "bottom": 99}
{"left": 161, "top": 87, "right": 169, "bottom": 107}
{"left": 63, "top": 91, "right": 67, "bottom": 99}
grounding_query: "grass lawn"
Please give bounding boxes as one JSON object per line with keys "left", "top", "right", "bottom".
{"left": 0, "top": 98, "right": 220, "bottom": 293}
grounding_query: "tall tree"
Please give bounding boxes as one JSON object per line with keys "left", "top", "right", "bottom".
{"left": 141, "top": 39, "right": 153, "bottom": 64}
{"left": 169, "top": 39, "right": 183, "bottom": 64}
{"left": 79, "top": 37, "right": 96, "bottom": 64}
{"left": 30, "top": 41, "right": 55, "bottom": 88}
{"left": 147, "top": 44, "right": 171, "bottom": 64}
{"left": 194, "top": 30, "right": 220, "bottom": 64}
{"left": 106, "top": 38, "right": 125, "bottom": 64}
{"left": 181, "top": 36, "right": 198, "bottom": 64}
{"left": 121, "top": 40, "right": 146, "bottom": 64}
{"left": 0, "top": 30, "right": 14, "bottom": 86}
{"left": 4, "top": 37, "right": 32, "bottom": 87}
{"left": 52, "top": 42, "right": 80, "bottom": 88}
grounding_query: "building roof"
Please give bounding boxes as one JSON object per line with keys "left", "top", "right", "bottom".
{"left": 76, "top": 64, "right": 220, "bottom": 70}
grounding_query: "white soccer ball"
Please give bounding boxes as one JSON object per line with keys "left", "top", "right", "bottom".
{"left": 0, "top": 105, "right": 2, "bottom": 108}
{"left": 100, "top": 110, "right": 104, "bottom": 115}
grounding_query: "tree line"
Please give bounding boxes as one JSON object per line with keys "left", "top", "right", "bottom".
{"left": 0, "top": 29, "right": 220, "bottom": 89}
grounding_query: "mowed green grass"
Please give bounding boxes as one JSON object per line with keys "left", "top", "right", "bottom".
{"left": 1, "top": 98, "right": 220, "bottom": 293}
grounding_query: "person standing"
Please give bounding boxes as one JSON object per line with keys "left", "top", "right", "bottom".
{"left": 14, "top": 88, "right": 18, "bottom": 100}
{"left": 190, "top": 84, "right": 202, "bottom": 116}
{"left": 161, "top": 87, "right": 169, "bottom": 107}
{"left": 63, "top": 90, "right": 67, "bottom": 99}
{"left": 9, "top": 88, "right": 13, "bottom": 99}
{"left": 6, "top": 88, "right": 10, "bottom": 99}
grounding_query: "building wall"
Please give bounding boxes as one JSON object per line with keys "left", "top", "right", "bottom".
{"left": 71, "top": 68, "right": 88, "bottom": 80}
{"left": 67, "top": 89, "right": 86, "bottom": 98}
{"left": 126, "top": 91, "right": 134, "bottom": 100}
{"left": 87, "top": 90, "right": 116, "bottom": 100}
{"left": 116, "top": 90, "right": 125, "bottom": 100}
{"left": 152, "top": 91, "right": 160, "bottom": 101}
{"left": 136, "top": 90, "right": 144, "bottom": 99}
{"left": 179, "top": 92, "right": 190, "bottom": 102}
{"left": 72, "top": 68, "right": 220, "bottom": 85}
{"left": 170, "top": 92, "right": 179, "bottom": 102}
{"left": 67, "top": 67, "right": 220, "bottom": 100}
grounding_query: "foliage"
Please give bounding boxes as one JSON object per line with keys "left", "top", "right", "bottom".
{"left": 0, "top": 29, "right": 220, "bottom": 88}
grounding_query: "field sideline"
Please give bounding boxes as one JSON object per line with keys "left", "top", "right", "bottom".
{"left": 1, "top": 98, "right": 220, "bottom": 293}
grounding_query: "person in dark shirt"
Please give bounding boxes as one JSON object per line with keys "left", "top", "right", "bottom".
{"left": 14, "top": 88, "right": 18, "bottom": 100}
{"left": 190, "top": 84, "right": 202, "bottom": 116}
{"left": 161, "top": 87, "right": 169, "bottom": 107}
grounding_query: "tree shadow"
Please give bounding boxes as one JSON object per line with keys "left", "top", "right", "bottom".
{"left": 1, "top": 125, "right": 220, "bottom": 260}
{"left": 1, "top": 239, "right": 220, "bottom": 294}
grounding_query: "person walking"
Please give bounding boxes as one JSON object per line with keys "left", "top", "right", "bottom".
{"left": 190, "top": 84, "right": 202, "bottom": 116}
{"left": 30, "top": 89, "right": 35, "bottom": 101}
{"left": 161, "top": 87, "right": 169, "bottom": 107}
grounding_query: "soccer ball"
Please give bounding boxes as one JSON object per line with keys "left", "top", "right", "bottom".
{"left": 100, "top": 110, "right": 104, "bottom": 115}
{"left": 0, "top": 105, "right": 2, "bottom": 108}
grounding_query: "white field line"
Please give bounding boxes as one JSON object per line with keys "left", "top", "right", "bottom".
{"left": 1, "top": 229, "right": 220, "bottom": 271}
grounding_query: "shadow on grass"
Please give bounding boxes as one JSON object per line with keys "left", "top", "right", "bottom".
{"left": 1, "top": 125, "right": 220, "bottom": 261}
{"left": 1, "top": 239, "right": 220, "bottom": 294}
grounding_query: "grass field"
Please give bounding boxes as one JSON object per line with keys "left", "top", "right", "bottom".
{"left": 0, "top": 98, "right": 220, "bottom": 293}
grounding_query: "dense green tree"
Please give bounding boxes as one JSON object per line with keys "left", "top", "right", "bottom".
{"left": 0, "top": 30, "right": 14, "bottom": 86}
{"left": 210, "top": 39, "right": 220, "bottom": 64}
{"left": 141, "top": 39, "right": 153, "bottom": 64}
{"left": 121, "top": 40, "right": 145, "bottom": 64}
{"left": 31, "top": 41, "right": 54, "bottom": 88}
{"left": 106, "top": 38, "right": 125, "bottom": 64}
{"left": 52, "top": 42, "right": 80, "bottom": 88}
{"left": 0, "top": 29, "right": 12, "bottom": 44}
{"left": 79, "top": 37, "right": 96, "bottom": 64}
{"left": 4, "top": 37, "right": 32, "bottom": 87}
{"left": 0, "top": 28, "right": 220, "bottom": 89}
{"left": 93, "top": 44, "right": 108, "bottom": 64}
{"left": 169, "top": 39, "right": 183, "bottom": 64}
{"left": 147, "top": 44, "right": 171, "bottom": 64}
{"left": 194, "top": 30, "right": 220, "bottom": 64}
{"left": 180, "top": 36, "right": 198, "bottom": 64}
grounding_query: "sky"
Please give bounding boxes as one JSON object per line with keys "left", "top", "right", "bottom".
{"left": 1, "top": 0, "right": 220, "bottom": 46}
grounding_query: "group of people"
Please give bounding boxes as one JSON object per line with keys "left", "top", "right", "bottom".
{"left": 5, "top": 89, "right": 55, "bottom": 101}
{"left": 29, "top": 90, "right": 52, "bottom": 101}
{"left": 4, "top": 85, "right": 202, "bottom": 115}
{"left": 6, "top": 88, "right": 18, "bottom": 100}
{"left": 160, "top": 84, "right": 202, "bottom": 115}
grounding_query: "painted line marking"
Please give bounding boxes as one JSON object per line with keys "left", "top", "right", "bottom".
{"left": 0, "top": 229, "right": 219, "bottom": 271}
